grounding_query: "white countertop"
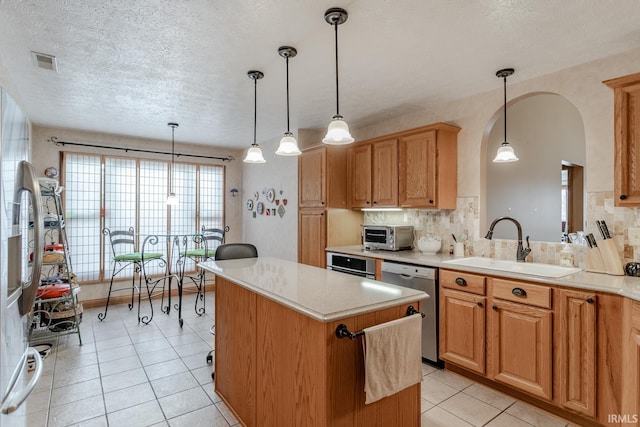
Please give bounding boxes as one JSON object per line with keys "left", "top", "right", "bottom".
{"left": 199, "top": 257, "right": 428, "bottom": 322}
{"left": 326, "top": 245, "right": 640, "bottom": 302}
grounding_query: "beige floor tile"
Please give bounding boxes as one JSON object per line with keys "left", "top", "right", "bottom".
{"left": 134, "top": 337, "right": 172, "bottom": 353}
{"left": 138, "top": 347, "right": 180, "bottom": 366}
{"left": 157, "top": 386, "right": 212, "bottom": 419}
{"left": 166, "top": 332, "right": 203, "bottom": 347}
{"left": 167, "top": 404, "right": 231, "bottom": 427}
{"left": 97, "top": 343, "right": 137, "bottom": 363}
{"left": 420, "top": 375, "right": 459, "bottom": 405}
{"left": 107, "top": 400, "right": 165, "bottom": 427}
{"left": 215, "top": 400, "right": 240, "bottom": 426}
{"left": 73, "top": 415, "right": 108, "bottom": 427}
{"left": 104, "top": 382, "right": 155, "bottom": 413}
{"left": 151, "top": 371, "right": 199, "bottom": 398}
{"left": 506, "top": 401, "right": 570, "bottom": 427}
{"left": 421, "top": 397, "right": 435, "bottom": 413}
{"left": 173, "top": 341, "right": 212, "bottom": 358}
{"left": 181, "top": 352, "right": 210, "bottom": 370}
{"left": 421, "top": 363, "right": 438, "bottom": 376}
{"left": 24, "top": 389, "right": 50, "bottom": 414}
{"left": 485, "top": 412, "right": 534, "bottom": 427}
{"left": 144, "top": 358, "right": 188, "bottom": 381}
{"left": 438, "top": 392, "right": 502, "bottom": 426}
{"left": 203, "top": 384, "right": 222, "bottom": 404}
{"left": 50, "top": 378, "right": 102, "bottom": 407}
{"left": 48, "top": 394, "right": 105, "bottom": 427}
{"left": 462, "top": 383, "right": 516, "bottom": 410}
{"left": 191, "top": 365, "right": 214, "bottom": 385}
{"left": 52, "top": 363, "right": 100, "bottom": 388}
{"left": 99, "top": 354, "right": 142, "bottom": 376}
{"left": 101, "top": 367, "right": 149, "bottom": 393}
{"left": 426, "top": 369, "right": 475, "bottom": 391}
{"left": 420, "top": 406, "right": 473, "bottom": 427}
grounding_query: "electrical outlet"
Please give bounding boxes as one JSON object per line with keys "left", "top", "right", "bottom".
{"left": 628, "top": 227, "right": 640, "bottom": 245}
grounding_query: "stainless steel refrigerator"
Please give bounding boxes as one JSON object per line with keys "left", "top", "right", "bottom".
{"left": 0, "top": 89, "right": 44, "bottom": 426}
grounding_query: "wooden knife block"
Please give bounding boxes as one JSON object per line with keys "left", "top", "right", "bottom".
{"left": 585, "top": 239, "right": 624, "bottom": 275}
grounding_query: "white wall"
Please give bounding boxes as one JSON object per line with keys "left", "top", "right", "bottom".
{"left": 240, "top": 135, "right": 299, "bottom": 260}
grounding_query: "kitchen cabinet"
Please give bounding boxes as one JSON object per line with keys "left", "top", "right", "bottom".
{"left": 348, "top": 138, "right": 398, "bottom": 208}
{"left": 398, "top": 124, "right": 459, "bottom": 209}
{"left": 604, "top": 72, "right": 640, "bottom": 207}
{"left": 555, "top": 289, "right": 597, "bottom": 417}
{"left": 298, "top": 145, "right": 362, "bottom": 267}
{"left": 622, "top": 300, "right": 640, "bottom": 426}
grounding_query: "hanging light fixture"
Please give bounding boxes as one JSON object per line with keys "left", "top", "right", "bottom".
{"left": 322, "top": 7, "right": 354, "bottom": 145}
{"left": 276, "top": 46, "right": 302, "bottom": 156}
{"left": 243, "top": 70, "right": 266, "bottom": 163}
{"left": 166, "top": 122, "right": 179, "bottom": 205}
{"left": 493, "top": 68, "right": 519, "bottom": 163}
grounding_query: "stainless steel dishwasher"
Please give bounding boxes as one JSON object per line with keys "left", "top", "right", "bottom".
{"left": 381, "top": 261, "right": 440, "bottom": 366}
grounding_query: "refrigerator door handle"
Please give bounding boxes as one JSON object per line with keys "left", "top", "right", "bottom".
{"left": 13, "top": 161, "right": 43, "bottom": 315}
{"left": 0, "top": 347, "right": 43, "bottom": 414}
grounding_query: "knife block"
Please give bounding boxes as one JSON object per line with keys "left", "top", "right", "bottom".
{"left": 585, "top": 240, "right": 624, "bottom": 275}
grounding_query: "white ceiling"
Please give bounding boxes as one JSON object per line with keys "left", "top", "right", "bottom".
{"left": 1, "top": 0, "right": 640, "bottom": 149}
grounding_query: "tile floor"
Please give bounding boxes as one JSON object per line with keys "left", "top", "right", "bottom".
{"left": 25, "top": 291, "right": 575, "bottom": 427}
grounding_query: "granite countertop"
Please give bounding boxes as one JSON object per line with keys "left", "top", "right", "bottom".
{"left": 199, "top": 257, "right": 428, "bottom": 322}
{"left": 326, "top": 245, "right": 640, "bottom": 302}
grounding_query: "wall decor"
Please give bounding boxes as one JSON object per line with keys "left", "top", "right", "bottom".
{"left": 266, "top": 188, "right": 275, "bottom": 203}
{"left": 257, "top": 202, "right": 264, "bottom": 215}
{"left": 247, "top": 199, "right": 254, "bottom": 211}
{"left": 278, "top": 204, "right": 285, "bottom": 218}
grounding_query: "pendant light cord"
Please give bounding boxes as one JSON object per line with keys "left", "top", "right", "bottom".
{"left": 503, "top": 75, "right": 507, "bottom": 143}
{"left": 170, "top": 125, "right": 175, "bottom": 193}
{"left": 253, "top": 76, "right": 257, "bottom": 145}
{"left": 286, "top": 55, "right": 290, "bottom": 133}
{"left": 334, "top": 21, "right": 340, "bottom": 116}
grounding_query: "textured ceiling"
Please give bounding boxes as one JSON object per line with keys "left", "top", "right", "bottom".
{"left": 1, "top": 0, "right": 640, "bottom": 148}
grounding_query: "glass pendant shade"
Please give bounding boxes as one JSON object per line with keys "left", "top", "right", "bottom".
{"left": 166, "top": 192, "right": 178, "bottom": 205}
{"left": 323, "top": 115, "right": 354, "bottom": 145}
{"left": 493, "top": 141, "right": 519, "bottom": 162}
{"left": 244, "top": 143, "right": 266, "bottom": 163}
{"left": 276, "top": 132, "right": 301, "bottom": 156}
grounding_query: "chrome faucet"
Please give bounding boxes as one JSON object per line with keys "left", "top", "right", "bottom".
{"left": 485, "top": 216, "right": 531, "bottom": 262}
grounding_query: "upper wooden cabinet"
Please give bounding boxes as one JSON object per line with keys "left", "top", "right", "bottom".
{"left": 348, "top": 122, "right": 459, "bottom": 209}
{"left": 299, "top": 145, "right": 348, "bottom": 208}
{"left": 399, "top": 124, "right": 459, "bottom": 209}
{"left": 349, "top": 138, "right": 398, "bottom": 208}
{"left": 604, "top": 72, "right": 640, "bottom": 207}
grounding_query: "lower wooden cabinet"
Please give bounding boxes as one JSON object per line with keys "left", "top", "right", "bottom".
{"left": 439, "top": 288, "right": 485, "bottom": 374}
{"left": 555, "top": 289, "right": 597, "bottom": 417}
{"left": 489, "top": 299, "right": 553, "bottom": 401}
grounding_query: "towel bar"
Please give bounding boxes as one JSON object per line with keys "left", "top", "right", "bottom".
{"left": 335, "top": 305, "right": 425, "bottom": 340}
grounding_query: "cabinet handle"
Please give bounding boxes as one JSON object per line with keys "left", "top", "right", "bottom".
{"left": 477, "top": 302, "right": 483, "bottom": 308}
{"left": 620, "top": 195, "right": 627, "bottom": 200}
{"left": 492, "top": 305, "right": 498, "bottom": 311}
{"left": 455, "top": 277, "right": 467, "bottom": 286}
{"left": 586, "top": 297, "right": 594, "bottom": 304}
{"left": 373, "top": 201, "right": 377, "bottom": 204}
{"left": 321, "top": 201, "right": 325, "bottom": 205}
{"left": 511, "top": 287, "right": 527, "bottom": 297}
{"left": 428, "top": 199, "right": 434, "bottom": 204}
{"left": 366, "top": 201, "right": 370, "bottom": 204}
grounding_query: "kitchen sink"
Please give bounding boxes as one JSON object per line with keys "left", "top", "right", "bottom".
{"left": 442, "top": 257, "right": 582, "bottom": 278}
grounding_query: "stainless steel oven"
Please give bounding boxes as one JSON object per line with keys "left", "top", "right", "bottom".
{"left": 326, "top": 252, "right": 376, "bottom": 279}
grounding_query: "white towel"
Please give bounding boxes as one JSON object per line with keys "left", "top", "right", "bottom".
{"left": 362, "top": 313, "right": 423, "bottom": 404}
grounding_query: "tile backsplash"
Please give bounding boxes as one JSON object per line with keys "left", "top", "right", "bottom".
{"left": 364, "top": 192, "right": 640, "bottom": 268}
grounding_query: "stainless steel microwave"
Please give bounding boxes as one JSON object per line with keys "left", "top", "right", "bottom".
{"left": 362, "top": 225, "right": 414, "bottom": 251}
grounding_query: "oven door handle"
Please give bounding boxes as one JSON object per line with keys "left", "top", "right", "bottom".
{"left": 329, "top": 266, "right": 370, "bottom": 278}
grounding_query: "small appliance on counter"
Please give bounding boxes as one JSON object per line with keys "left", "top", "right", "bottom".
{"left": 362, "top": 225, "right": 414, "bottom": 251}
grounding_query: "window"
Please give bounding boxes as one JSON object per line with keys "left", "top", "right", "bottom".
{"left": 62, "top": 152, "right": 225, "bottom": 283}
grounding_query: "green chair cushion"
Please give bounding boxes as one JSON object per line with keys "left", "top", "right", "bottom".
{"left": 114, "top": 252, "right": 163, "bottom": 262}
{"left": 181, "top": 248, "right": 215, "bottom": 258}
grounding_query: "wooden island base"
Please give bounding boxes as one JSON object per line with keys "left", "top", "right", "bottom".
{"left": 214, "top": 277, "right": 422, "bottom": 427}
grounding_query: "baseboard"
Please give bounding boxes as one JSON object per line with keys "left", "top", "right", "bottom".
{"left": 81, "top": 283, "right": 217, "bottom": 309}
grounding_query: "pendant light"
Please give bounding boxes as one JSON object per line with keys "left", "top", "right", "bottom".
{"left": 493, "top": 68, "right": 519, "bottom": 163}
{"left": 243, "top": 70, "right": 266, "bottom": 163}
{"left": 322, "top": 7, "right": 354, "bottom": 145}
{"left": 276, "top": 46, "right": 302, "bottom": 156}
{"left": 166, "top": 122, "right": 179, "bottom": 205}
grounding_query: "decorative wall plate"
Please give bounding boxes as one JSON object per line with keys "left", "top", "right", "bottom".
{"left": 256, "top": 202, "right": 264, "bottom": 215}
{"left": 266, "top": 188, "right": 275, "bottom": 203}
{"left": 254, "top": 191, "right": 260, "bottom": 200}
{"left": 247, "top": 199, "right": 254, "bottom": 211}
{"left": 44, "top": 166, "right": 58, "bottom": 178}
{"left": 277, "top": 204, "right": 285, "bottom": 218}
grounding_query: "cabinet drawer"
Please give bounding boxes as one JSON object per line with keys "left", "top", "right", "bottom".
{"left": 633, "top": 300, "right": 640, "bottom": 330}
{"left": 492, "top": 279, "right": 552, "bottom": 309}
{"left": 441, "top": 269, "right": 486, "bottom": 295}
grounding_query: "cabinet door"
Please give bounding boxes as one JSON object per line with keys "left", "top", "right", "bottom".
{"left": 489, "top": 300, "right": 553, "bottom": 400}
{"left": 440, "top": 288, "right": 486, "bottom": 374}
{"left": 298, "top": 208, "right": 326, "bottom": 268}
{"left": 604, "top": 73, "right": 640, "bottom": 206}
{"left": 372, "top": 139, "right": 398, "bottom": 207}
{"left": 299, "top": 147, "right": 326, "bottom": 208}
{"left": 556, "top": 289, "right": 596, "bottom": 417}
{"left": 398, "top": 130, "right": 437, "bottom": 207}
{"left": 349, "top": 144, "right": 372, "bottom": 208}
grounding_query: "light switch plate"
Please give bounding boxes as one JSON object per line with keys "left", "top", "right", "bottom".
{"left": 627, "top": 227, "right": 640, "bottom": 245}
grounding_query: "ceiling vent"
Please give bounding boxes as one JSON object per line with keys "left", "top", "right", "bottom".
{"left": 31, "top": 52, "right": 57, "bottom": 72}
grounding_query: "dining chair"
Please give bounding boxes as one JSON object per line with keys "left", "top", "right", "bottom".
{"left": 98, "top": 227, "right": 164, "bottom": 321}
{"left": 180, "top": 226, "right": 228, "bottom": 316}
{"left": 207, "top": 242, "right": 258, "bottom": 375}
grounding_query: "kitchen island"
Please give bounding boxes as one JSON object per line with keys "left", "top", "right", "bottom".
{"left": 199, "top": 257, "right": 428, "bottom": 427}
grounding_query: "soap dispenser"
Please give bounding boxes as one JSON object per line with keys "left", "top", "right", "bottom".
{"left": 559, "top": 244, "right": 575, "bottom": 267}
